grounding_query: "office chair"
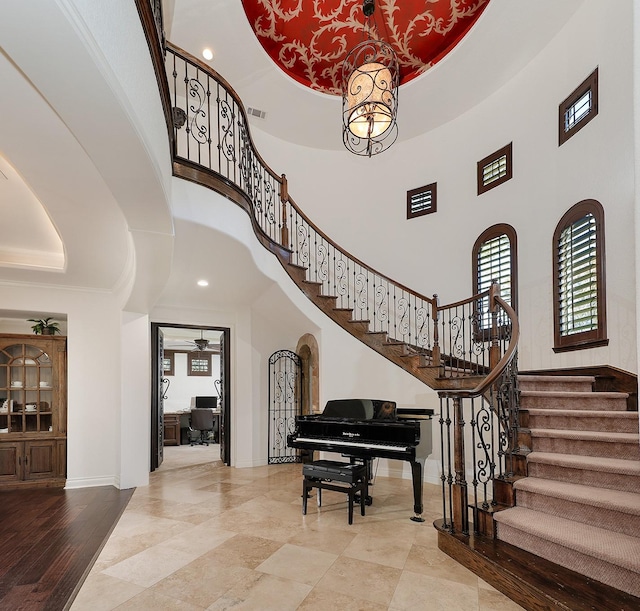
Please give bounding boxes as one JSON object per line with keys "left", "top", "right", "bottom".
{"left": 189, "top": 408, "right": 215, "bottom": 445}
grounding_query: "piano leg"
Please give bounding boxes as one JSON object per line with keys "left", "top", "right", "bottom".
{"left": 410, "top": 459, "right": 426, "bottom": 522}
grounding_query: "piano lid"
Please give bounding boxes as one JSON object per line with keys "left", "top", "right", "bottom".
{"left": 322, "top": 399, "right": 397, "bottom": 421}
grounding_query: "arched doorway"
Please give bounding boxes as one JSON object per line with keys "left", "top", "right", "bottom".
{"left": 296, "top": 333, "right": 319, "bottom": 414}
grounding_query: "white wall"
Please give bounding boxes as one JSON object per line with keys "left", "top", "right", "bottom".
{"left": 162, "top": 351, "right": 221, "bottom": 412}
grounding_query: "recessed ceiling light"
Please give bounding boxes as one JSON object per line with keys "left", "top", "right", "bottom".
{"left": 197, "top": 280, "right": 209, "bottom": 287}
{"left": 202, "top": 48, "right": 214, "bottom": 61}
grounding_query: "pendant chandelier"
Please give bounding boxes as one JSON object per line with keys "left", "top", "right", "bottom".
{"left": 342, "top": 0, "right": 399, "bottom": 157}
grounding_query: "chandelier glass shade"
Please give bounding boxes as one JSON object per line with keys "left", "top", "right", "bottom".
{"left": 342, "top": 36, "right": 399, "bottom": 156}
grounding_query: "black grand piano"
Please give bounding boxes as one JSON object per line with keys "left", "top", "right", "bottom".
{"left": 287, "top": 399, "right": 434, "bottom": 522}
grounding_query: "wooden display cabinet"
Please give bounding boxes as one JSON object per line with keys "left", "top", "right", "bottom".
{"left": 0, "top": 334, "right": 66, "bottom": 488}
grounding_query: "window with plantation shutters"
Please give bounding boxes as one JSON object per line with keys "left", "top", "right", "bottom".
{"left": 553, "top": 200, "right": 607, "bottom": 352}
{"left": 472, "top": 224, "right": 517, "bottom": 330}
{"left": 477, "top": 143, "right": 512, "bottom": 195}
{"left": 407, "top": 183, "right": 437, "bottom": 219}
{"left": 559, "top": 68, "right": 598, "bottom": 146}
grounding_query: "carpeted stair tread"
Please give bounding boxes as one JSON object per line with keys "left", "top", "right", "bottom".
{"left": 520, "top": 390, "right": 629, "bottom": 411}
{"left": 518, "top": 375, "right": 595, "bottom": 392}
{"left": 519, "top": 375, "right": 596, "bottom": 383}
{"left": 529, "top": 428, "right": 640, "bottom": 460}
{"left": 514, "top": 477, "right": 640, "bottom": 517}
{"left": 521, "top": 390, "right": 628, "bottom": 399}
{"left": 530, "top": 428, "right": 639, "bottom": 443}
{"left": 494, "top": 506, "right": 640, "bottom": 573}
{"left": 528, "top": 452, "right": 640, "bottom": 475}
{"left": 525, "top": 408, "right": 638, "bottom": 432}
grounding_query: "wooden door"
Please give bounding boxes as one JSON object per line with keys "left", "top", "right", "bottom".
{"left": 23, "top": 440, "right": 56, "bottom": 481}
{"left": 219, "top": 331, "right": 229, "bottom": 464}
{"left": 0, "top": 442, "right": 22, "bottom": 482}
{"left": 150, "top": 325, "right": 164, "bottom": 471}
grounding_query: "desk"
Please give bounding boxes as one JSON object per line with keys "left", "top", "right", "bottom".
{"left": 164, "top": 410, "right": 221, "bottom": 446}
{"left": 163, "top": 411, "right": 191, "bottom": 446}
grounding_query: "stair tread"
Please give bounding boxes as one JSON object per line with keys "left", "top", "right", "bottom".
{"left": 514, "top": 477, "right": 640, "bottom": 516}
{"left": 521, "top": 390, "right": 629, "bottom": 399}
{"left": 519, "top": 375, "right": 596, "bottom": 383}
{"left": 525, "top": 408, "right": 638, "bottom": 418}
{"left": 494, "top": 506, "right": 640, "bottom": 572}
{"left": 530, "top": 428, "right": 639, "bottom": 442}
{"left": 528, "top": 451, "right": 640, "bottom": 474}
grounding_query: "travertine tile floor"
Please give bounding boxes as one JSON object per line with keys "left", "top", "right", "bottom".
{"left": 71, "top": 446, "right": 524, "bottom": 610}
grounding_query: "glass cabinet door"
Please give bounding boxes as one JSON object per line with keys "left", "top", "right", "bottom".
{"left": 0, "top": 343, "right": 54, "bottom": 435}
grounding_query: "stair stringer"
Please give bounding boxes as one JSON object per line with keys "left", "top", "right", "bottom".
{"left": 281, "top": 257, "right": 481, "bottom": 392}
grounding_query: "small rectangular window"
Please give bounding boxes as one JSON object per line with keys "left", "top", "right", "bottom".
{"left": 477, "top": 143, "right": 512, "bottom": 195}
{"left": 162, "top": 350, "right": 175, "bottom": 376}
{"left": 188, "top": 352, "right": 211, "bottom": 376}
{"left": 407, "top": 183, "right": 437, "bottom": 219}
{"left": 559, "top": 68, "right": 598, "bottom": 145}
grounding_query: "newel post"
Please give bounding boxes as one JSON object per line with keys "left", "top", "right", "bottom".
{"left": 452, "top": 396, "right": 469, "bottom": 534}
{"left": 280, "top": 174, "right": 289, "bottom": 248}
{"left": 432, "top": 294, "right": 440, "bottom": 368}
{"left": 489, "top": 281, "right": 500, "bottom": 370}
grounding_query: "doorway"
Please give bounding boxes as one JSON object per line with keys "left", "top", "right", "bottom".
{"left": 150, "top": 323, "right": 231, "bottom": 471}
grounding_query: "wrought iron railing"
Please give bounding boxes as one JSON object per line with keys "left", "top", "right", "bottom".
{"left": 165, "top": 43, "right": 516, "bottom": 380}
{"left": 438, "top": 296, "right": 520, "bottom": 536}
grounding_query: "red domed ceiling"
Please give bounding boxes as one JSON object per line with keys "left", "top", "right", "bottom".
{"left": 241, "top": 0, "right": 490, "bottom": 96}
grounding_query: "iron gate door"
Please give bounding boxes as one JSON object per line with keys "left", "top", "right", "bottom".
{"left": 268, "top": 349, "right": 302, "bottom": 464}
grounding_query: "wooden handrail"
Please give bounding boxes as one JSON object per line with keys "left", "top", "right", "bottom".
{"left": 443, "top": 295, "right": 519, "bottom": 398}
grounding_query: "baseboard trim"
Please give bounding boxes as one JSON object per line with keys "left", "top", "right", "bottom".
{"left": 64, "top": 476, "right": 120, "bottom": 490}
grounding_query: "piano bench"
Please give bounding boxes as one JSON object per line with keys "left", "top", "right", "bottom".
{"left": 301, "top": 460, "right": 368, "bottom": 525}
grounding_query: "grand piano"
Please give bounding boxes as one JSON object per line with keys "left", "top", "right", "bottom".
{"left": 287, "top": 399, "right": 434, "bottom": 522}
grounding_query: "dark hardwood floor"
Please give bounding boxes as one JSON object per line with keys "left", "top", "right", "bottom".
{"left": 0, "top": 486, "right": 133, "bottom": 611}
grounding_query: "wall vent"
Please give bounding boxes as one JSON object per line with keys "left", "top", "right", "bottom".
{"left": 247, "top": 107, "right": 267, "bottom": 119}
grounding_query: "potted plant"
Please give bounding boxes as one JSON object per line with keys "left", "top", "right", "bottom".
{"left": 28, "top": 317, "right": 61, "bottom": 335}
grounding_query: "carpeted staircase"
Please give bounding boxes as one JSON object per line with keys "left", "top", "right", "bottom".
{"left": 494, "top": 375, "right": 640, "bottom": 598}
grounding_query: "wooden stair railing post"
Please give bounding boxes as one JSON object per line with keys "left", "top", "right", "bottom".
{"left": 489, "top": 281, "right": 501, "bottom": 371}
{"left": 452, "top": 396, "right": 469, "bottom": 534}
{"left": 432, "top": 294, "right": 441, "bottom": 368}
{"left": 280, "top": 174, "right": 289, "bottom": 248}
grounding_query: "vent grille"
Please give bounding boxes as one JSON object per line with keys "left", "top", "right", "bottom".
{"left": 247, "top": 107, "right": 266, "bottom": 119}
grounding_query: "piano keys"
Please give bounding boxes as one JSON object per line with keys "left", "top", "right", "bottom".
{"left": 287, "top": 399, "right": 434, "bottom": 522}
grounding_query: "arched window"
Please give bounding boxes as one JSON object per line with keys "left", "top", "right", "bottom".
{"left": 553, "top": 200, "right": 607, "bottom": 352}
{"left": 472, "top": 224, "right": 518, "bottom": 329}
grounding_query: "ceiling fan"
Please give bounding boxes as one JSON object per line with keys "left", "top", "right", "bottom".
{"left": 167, "top": 330, "right": 220, "bottom": 353}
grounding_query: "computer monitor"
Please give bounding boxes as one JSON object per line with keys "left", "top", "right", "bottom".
{"left": 195, "top": 395, "right": 217, "bottom": 409}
